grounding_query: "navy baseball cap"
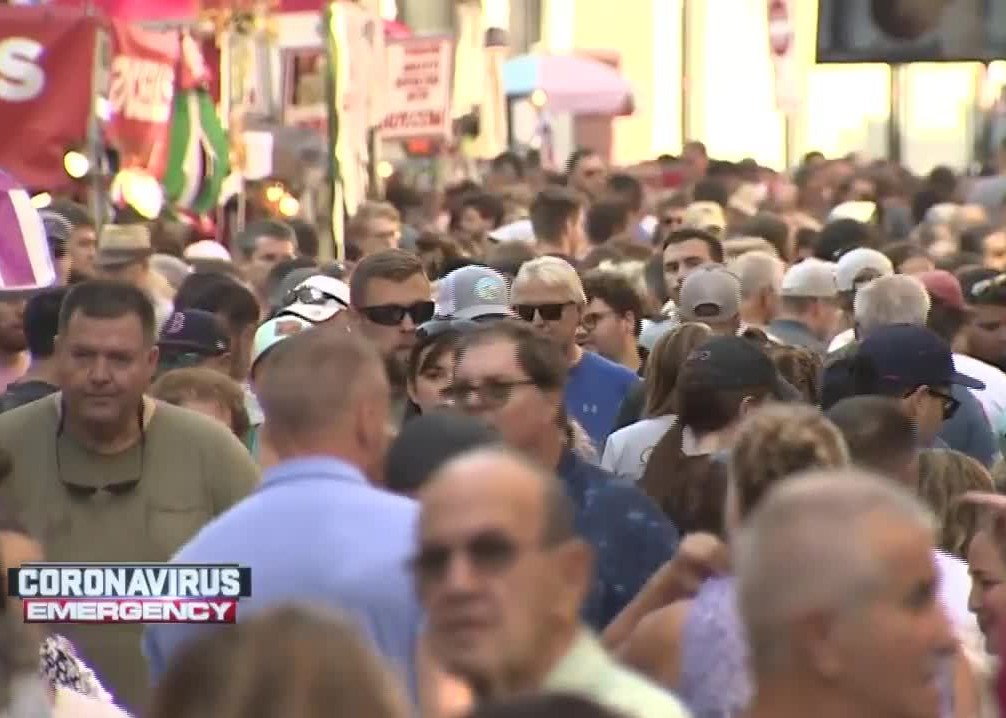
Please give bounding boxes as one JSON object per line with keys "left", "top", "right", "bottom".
{"left": 158, "top": 309, "right": 230, "bottom": 356}
{"left": 682, "top": 336, "right": 798, "bottom": 400}
{"left": 858, "top": 324, "right": 983, "bottom": 392}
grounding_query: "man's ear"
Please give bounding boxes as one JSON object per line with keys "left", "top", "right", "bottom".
{"left": 552, "top": 539, "right": 594, "bottom": 611}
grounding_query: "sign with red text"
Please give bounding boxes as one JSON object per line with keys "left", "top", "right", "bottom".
{"left": 107, "top": 22, "right": 180, "bottom": 179}
{"left": 0, "top": 7, "right": 97, "bottom": 191}
{"left": 380, "top": 35, "right": 454, "bottom": 141}
{"left": 767, "top": 0, "right": 800, "bottom": 114}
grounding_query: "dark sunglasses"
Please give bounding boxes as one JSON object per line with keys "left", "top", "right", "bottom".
{"left": 442, "top": 378, "right": 536, "bottom": 409}
{"left": 928, "top": 388, "right": 960, "bottom": 421}
{"left": 56, "top": 403, "right": 145, "bottom": 499}
{"left": 283, "top": 285, "right": 347, "bottom": 308}
{"left": 514, "top": 303, "right": 572, "bottom": 322}
{"left": 411, "top": 530, "right": 521, "bottom": 585}
{"left": 359, "top": 301, "right": 435, "bottom": 327}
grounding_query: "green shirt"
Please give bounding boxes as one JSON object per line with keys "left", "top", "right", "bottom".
{"left": 543, "top": 631, "right": 692, "bottom": 718}
{"left": 0, "top": 395, "right": 260, "bottom": 713}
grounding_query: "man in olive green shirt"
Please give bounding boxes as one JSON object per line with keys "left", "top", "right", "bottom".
{"left": 0, "top": 281, "right": 258, "bottom": 712}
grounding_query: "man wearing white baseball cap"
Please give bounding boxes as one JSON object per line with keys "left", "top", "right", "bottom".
{"left": 829, "top": 248, "right": 894, "bottom": 352}
{"left": 274, "top": 274, "right": 351, "bottom": 327}
{"left": 768, "top": 260, "right": 841, "bottom": 354}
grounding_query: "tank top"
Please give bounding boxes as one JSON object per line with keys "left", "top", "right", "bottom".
{"left": 678, "top": 576, "right": 750, "bottom": 718}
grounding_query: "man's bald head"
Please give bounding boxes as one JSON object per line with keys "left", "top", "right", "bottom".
{"left": 424, "top": 448, "right": 575, "bottom": 545}
{"left": 256, "top": 326, "right": 388, "bottom": 441}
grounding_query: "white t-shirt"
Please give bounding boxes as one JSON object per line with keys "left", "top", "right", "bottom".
{"left": 601, "top": 415, "right": 677, "bottom": 482}
{"left": 952, "top": 353, "right": 1006, "bottom": 428}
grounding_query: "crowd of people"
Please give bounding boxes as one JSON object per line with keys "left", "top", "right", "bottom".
{"left": 4, "top": 139, "right": 1006, "bottom": 717}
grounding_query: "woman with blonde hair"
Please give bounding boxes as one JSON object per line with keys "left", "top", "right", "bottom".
{"left": 601, "top": 322, "right": 713, "bottom": 481}
{"left": 609, "top": 404, "right": 850, "bottom": 717}
{"left": 918, "top": 449, "right": 995, "bottom": 560}
{"left": 148, "top": 605, "right": 408, "bottom": 718}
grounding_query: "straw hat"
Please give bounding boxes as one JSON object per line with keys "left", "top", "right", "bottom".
{"left": 95, "top": 224, "right": 153, "bottom": 268}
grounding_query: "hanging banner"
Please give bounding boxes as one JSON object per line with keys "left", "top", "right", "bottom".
{"left": 380, "top": 36, "right": 455, "bottom": 141}
{"left": 0, "top": 7, "right": 97, "bottom": 191}
{"left": 106, "top": 22, "right": 180, "bottom": 180}
{"left": 50, "top": 0, "right": 198, "bottom": 21}
{"left": 767, "top": 0, "right": 800, "bottom": 115}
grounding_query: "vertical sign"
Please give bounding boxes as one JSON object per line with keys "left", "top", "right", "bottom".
{"left": 767, "top": 0, "right": 800, "bottom": 115}
{"left": 380, "top": 35, "right": 454, "bottom": 141}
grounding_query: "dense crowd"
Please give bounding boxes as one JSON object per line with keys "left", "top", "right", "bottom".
{"left": 4, "top": 139, "right": 1006, "bottom": 718}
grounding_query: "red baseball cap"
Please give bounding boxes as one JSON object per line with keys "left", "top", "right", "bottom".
{"left": 918, "top": 270, "right": 968, "bottom": 311}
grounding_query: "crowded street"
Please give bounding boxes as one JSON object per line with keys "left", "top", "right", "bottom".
{"left": 2, "top": 0, "right": 1006, "bottom": 717}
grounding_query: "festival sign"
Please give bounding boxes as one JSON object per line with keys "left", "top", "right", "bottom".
{"left": 106, "top": 22, "right": 181, "bottom": 179}
{"left": 380, "top": 35, "right": 454, "bottom": 141}
{"left": 0, "top": 6, "right": 98, "bottom": 191}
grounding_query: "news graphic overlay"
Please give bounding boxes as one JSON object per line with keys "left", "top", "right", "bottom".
{"left": 9, "top": 564, "right": 252, "bottom": 624}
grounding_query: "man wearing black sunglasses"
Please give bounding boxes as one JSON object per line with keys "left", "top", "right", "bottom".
{"left": 851, "top": 324, "right": 984, "bottom": 449}
{"left": 350, "top": 250, "right": 434, "bottom": 421}
{"left": 512, "top": 257, "right": 640, "bottom": 449}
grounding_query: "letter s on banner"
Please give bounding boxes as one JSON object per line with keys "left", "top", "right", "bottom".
{"left": 0, "top": 38, "right": 44, "bottom": 102}
{"left": 0, "top": 7, "right": 98, "bottom": 191}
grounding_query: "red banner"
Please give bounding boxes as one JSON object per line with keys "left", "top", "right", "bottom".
{"left": 0, "top": 7, "right": 97, "bottom": 192}
{"left": 106, "top": 22, "right": 180, "bottom": 180}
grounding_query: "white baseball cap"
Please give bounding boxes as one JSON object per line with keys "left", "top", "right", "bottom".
{"left": 184, "top": 239, "right": 232, "bottom": 262}
{"left": 835, "top": 247, "right": 893, "bottom": 292}
{"left": 781, "top": 259, "right": 838, "bottom": 299}
{"left": 277, "top": 274, "right": 350, "bottom": 323}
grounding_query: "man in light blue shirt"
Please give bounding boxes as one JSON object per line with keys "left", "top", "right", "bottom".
{"left": 144, "top": 328, "right": 422, "bottom": 696}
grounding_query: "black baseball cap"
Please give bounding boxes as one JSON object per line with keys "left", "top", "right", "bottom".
{"left": 384, "top": 412, "right": 501, "bottom": 493}
{"left": 858, "top": 324, "right": 983, "bottom": 393}
{"left": 959, "top": 267, "right": 1006, "bottom": 305}
{"left": 682, "top": 336, "right": 796, "bottom": 400}
{"left": 158, "top": 309, "right": 230, "bottom": 356}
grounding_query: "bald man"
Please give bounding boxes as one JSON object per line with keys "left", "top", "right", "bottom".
{"left": 736, "top": 471, "right": 960, "bottom": 718}
{"left": 144, "top": 328, "right": 423, "bottom": 698}
{"left": 415, "top": 448, "right": 689, "bottom": 718}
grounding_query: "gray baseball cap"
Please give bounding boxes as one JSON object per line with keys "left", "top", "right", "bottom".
{"left": 677, "top": 265, "right": 741, "bottom": 322}
{"left": 435, "top": 265, "right": 514, "bottom": 320}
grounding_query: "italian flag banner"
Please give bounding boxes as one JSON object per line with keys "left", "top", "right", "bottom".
{"left": 163, "top": 32, "right": 229, "bottom": 214}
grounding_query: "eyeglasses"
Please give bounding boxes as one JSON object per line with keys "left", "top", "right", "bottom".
{"left": 284, "top": 285, "right": 347, "bottom": 308}
{"left": 514, "top": 303, "right": 573, "bottom": 322}
{"left": 928, "top": 388, "right": 960, "bottom": 421}
{"left": 55, "top": 403, "right": 145, "bottom": 499}
{"left": 581, "top": 310, "right": 617, "bottom": 332}
{"left": 416, "top": 318, "right": 480, "bottom": 340}
{"left": 442, "top": 379, "right": 537, "bottom": 409}
{"left": 359, "top": 301, "right": 435, "bottom": 327}
{"left": 411, "top": 530, "right": 522, "bottom": 586}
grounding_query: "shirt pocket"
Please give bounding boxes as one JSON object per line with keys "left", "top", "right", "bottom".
{"left": 146, "top": 498, "right": 212, "bottom": 559}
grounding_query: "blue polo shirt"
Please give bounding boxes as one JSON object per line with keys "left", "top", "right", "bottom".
{"left": 566, "top": 351, "right": 641, "bottom": 448}
{"left": 557, "top": 449, "right": 680, "bottom": 627}
{"left": 143, "top": 457, "right": 422, "bottom": 697}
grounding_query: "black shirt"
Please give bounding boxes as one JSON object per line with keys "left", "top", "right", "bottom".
{"left": 0, "top": 380, "right": 58, "bottom": 414}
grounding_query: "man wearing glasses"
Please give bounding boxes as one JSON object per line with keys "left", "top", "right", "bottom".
{"left": 415, "top": 448, "right": 689, "bottom": 717}
{"left": 0, "top": 280, "right": 259, "bottom": 712}
{"left": 511, "top": 256, "right": 640, "bottom": 449}
{"left": 351, "top": 250, "right": 435, "bottom": 422}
